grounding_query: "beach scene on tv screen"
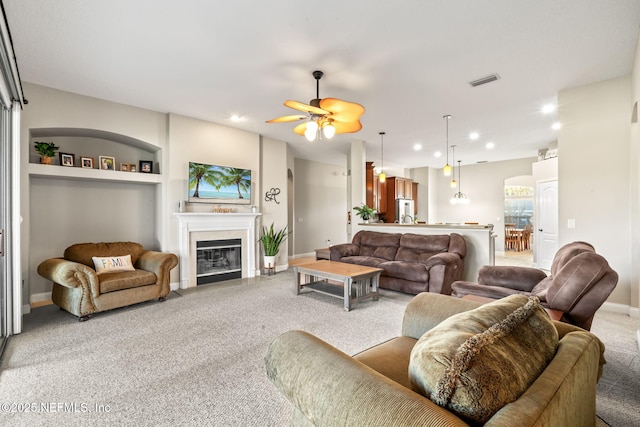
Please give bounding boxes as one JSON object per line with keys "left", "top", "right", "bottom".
{"left": 189, "top": 163, "right": 251, "bottom": 203}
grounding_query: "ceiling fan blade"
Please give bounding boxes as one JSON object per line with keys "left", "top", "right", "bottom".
{"left": 319, "top": 98, "right": 365, "bottom": 123}
{"left": 266, "top": 114, "right": 307, "bottom": 123}
{"left": 332, "top": 120, "right": 363, "bottom": 134}
{"left": 284, "top": 100, "right": 329, "bottom": 115}
{"left": 293, "top": 122, "right": 308, "bottom": 136}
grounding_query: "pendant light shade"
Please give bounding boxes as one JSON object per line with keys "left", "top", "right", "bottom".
{"left": 443, "top": 115, "right": 452, "bottom": 176}
{"left": 451, "top": 160, "right": 470, "bottom": 204}
{"left": 378, "top": 131, "right": 386, "bottom": 183}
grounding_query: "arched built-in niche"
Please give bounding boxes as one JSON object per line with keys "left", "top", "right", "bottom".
{"left": 27, "top": 127, "right": 163, "bottom": 304}
{"left": 28, "top": 127, "right": 161, "bottom": 182}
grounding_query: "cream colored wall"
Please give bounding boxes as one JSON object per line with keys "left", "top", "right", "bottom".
{"left": 21, "top": 83, "right": 168, "bottom": 303}
{"left": 631, "top": 31, "right": 640, "bottom": 323}
{"left": 558, "top": 76, "right": 632, "bottom": 307}
{"left": 260, "top": 136, "right": 289, "bottom": 269}
{"left": 293, "top": 158, "right": 348, "bottom": 255}
{"left": 409, "top": 167, "right": 429, "bottom": 222}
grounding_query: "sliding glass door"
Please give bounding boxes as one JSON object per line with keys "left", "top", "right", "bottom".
{"left": 0, "top": 106, "right": 7, "bottom": 353}
{"left": 0, "top": 9, "right": 26, "bottom": 354}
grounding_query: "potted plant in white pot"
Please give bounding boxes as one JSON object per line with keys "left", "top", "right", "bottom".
{"left": 353, "top": 203, "right": 376, "bottom": 223}
{"left": 258, "top": 223, "right": 289, "bottom": 271}
{"left": 34, "top": 141, "right": 60, "bottom": 165}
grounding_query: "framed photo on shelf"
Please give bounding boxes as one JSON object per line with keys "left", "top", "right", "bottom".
{"left": 139, "top": 160, "right": 152, "bottom": 173}
{"left": 80, "top": 156, "right": 94, "bottom": 169}
{"left": 120, "top": 163, "right": 130, "bottom": 172}
{"left": 129, "top": 164, "right": 137, "bottom": 172}
{"left": 99, "top": 156, "right": 115, "bottom": 171}
{"left": 59, "top": 152, "right": 75, "bottom": 167}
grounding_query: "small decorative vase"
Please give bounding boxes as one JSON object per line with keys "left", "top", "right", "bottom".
{"left": 40, "top": 156, "right": 52, "bottom": 165}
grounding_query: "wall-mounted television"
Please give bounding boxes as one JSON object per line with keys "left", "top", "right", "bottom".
{"left": 188, "top": 162, "right": 252, "bottom": 205}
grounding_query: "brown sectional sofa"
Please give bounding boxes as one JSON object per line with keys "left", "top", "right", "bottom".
{"left": 330, "top": 230, "right": 466, "bottom": 295}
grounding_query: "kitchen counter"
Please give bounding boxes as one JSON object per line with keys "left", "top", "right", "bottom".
{"left": 352, "top": 222, "right": 496, "bottom": 282}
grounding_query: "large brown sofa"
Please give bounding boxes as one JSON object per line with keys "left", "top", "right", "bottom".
{"left": 330, "top": 230, "right": 466, "bottom": 294}
{"left": 37, "top": 241, "right": 178, "bottom": 321}
{"left": 266, "top": 292, "right": 606, "bottom": 426}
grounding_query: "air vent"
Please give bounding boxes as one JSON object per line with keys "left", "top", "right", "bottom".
{"left": 469, "top": 74, "right": 500, "bottom": 87}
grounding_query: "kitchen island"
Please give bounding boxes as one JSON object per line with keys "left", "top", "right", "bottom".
{"left": 352, "top": 222, "right": 495, "bottom": 282}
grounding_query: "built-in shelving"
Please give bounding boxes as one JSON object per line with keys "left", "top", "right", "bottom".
{"left": 28, "top": 163, "right": 162, "bottom": 185}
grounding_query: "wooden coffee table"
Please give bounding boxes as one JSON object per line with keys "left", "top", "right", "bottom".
{"left": 294, "top": 260, "right": 382, "bottom": 311}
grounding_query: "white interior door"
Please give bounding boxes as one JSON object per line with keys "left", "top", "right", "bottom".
{"left": 536, "top": 180, "right": 558, "bottom": 270}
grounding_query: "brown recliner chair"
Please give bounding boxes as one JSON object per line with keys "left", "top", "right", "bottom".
{"left": 451, "top": 241, "right": 618, "bottom": 330}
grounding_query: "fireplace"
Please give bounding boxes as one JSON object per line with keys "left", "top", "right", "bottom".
{"left": 175, "top": 213, "right": 260, "bottom": 288}
{"left": 196, "top": 239, "right": 242, "bottom": 285}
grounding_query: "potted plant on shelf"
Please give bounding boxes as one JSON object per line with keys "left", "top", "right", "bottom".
{"left": 258, "top": 223, "right": 289, "bottom": 271}
{"left": 34, "top": 141, "right": 60, "bottom": 165}
{"left": 353, "top": 203, "right": 376, "bottom": 223}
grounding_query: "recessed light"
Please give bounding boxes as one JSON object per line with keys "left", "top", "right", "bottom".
{"left": 542, "top": 104, "right": 556, "bottom": 114}
{"left": 469, "top": 132, "right": 479, "bottom": 140}
{"left": 552, "top": 122, "right": 562, "bottom": 130}
{"left": 230, "top": 114, "right": 245, "bottom": 122}
{"left": 414, "top": 143, "right": 422, "bottom": 151}
{"left": 434, "top": 151, "right": 442, "bottom": 158}
{"left": 486, "top": 142, "right": 495, "bottom": 149}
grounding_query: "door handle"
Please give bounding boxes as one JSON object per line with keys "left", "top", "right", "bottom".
{"left": 538, "top": 229, "right": 543, "bottom": 232}
{"left": 0, "top": 229, "right": 4, "bottom": 257}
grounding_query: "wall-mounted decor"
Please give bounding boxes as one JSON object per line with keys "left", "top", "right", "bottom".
{"left": 188, "top": 162, "right": 252, "bottom": 205}
{"left": 139, "top": 160, "right": 153, "bottom": 173}
{"left": 80, "top": 156, "right": 94, "bottom": 169}
{"left": 265, "top": 187, "right": 281, "bottom": 204}
{"left": 60, "top": 152, "right": 75, "bottom": 167}
{"left": 99, "top": 156, "right": 115, "bottom": 170}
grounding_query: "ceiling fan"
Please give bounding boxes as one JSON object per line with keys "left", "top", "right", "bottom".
{"left": 266, "top": 70, "right": 365, "bottom": 141}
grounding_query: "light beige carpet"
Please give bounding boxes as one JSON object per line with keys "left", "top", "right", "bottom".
{"left": 1, "top": 270, "right": 637, "bottom": 426}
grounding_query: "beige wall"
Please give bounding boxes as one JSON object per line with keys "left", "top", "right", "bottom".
{"left": 293, "top": 158, "right": 348, "bottom": 255}
{"left": 558, "top": 76, "right": 632, "bottom": 307}
{"left": 260, "top": 136, "right": 289, "bottom": 269}
{"left": 631, "top": 30, "right": 640, "bottom": 321}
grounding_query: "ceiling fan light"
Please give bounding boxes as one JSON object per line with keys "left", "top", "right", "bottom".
{"left": 306, "top": 120, "right": 318, "bottom": 133}
{"left": 304, "top": 128, "right": 316, "bottom": 141}
{"left": 322, "top": 123, "right": 336, "bottom": 139}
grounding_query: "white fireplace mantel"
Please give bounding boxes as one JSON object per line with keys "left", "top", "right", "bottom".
{"left": 174, "top": 212, "right": 261, "bottom": 288}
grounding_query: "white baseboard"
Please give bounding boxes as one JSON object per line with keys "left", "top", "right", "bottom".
{"left": 290, "top": 252, "right": 315, "bottom": 259}
{"left": 600, "top": 301, "right": 639, "bottom": 318}
{"left": 30, "top": 291, "right": 51, "bottom": 304}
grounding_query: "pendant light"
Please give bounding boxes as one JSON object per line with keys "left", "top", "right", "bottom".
{"left": 451, "top": 160, "right": 470, "bottom": 204}
{"left": 443, "top": 115, "right": 452, "bottom": 176}
{"left": 378, "top": 131, "right": 386, "bottom": 183}
{"left": 450, "top": 145, "right": 457, "bottom": 188}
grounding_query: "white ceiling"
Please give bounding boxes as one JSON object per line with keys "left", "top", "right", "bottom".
{"left": 4, "top": 0, "right": 640, "bottom": 169}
